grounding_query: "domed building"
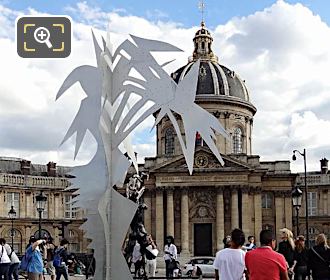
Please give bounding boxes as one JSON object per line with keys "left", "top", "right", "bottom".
{"left": 142, "top": 22, "right": 296, "bottom": 257}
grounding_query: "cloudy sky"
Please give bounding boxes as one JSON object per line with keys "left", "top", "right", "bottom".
{"left": 0, "top": 0, "right": 330, "bottom": 173}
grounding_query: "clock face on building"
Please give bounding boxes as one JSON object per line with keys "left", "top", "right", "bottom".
{"left": 195, "top": 154, "right": 208, "bottom": 168}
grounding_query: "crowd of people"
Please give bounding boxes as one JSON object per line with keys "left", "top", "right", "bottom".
{"left": 0, "top": 236, "right": 85, "bottom": 280}
{"left": 214, "top": 228, "right": 330, "bottom": 280}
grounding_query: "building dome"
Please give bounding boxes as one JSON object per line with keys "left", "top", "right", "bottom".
{"left": 171, "top": 22, "right": 252, "bottom": 104}
{"left": 157, "top": 21, "right": 257, "bottom": 159}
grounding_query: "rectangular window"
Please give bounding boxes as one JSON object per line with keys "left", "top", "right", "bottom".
{"left": 307, "top": 192, "right": 317, "bottom": 216}
{"left": 7, "top": 192, "right": 20, "bottom": 217}
{"left": 262, "top": 193, "right": 273, "bottom": 209}
{"left": 65, "top": 195, "right": 78, "bottom": 219}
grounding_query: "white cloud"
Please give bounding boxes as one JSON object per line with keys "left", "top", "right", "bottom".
{"left": 1, "top": 1, "right": 330, "bottom": 173}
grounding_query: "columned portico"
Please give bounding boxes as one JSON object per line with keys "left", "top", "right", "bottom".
{"left": 231, "top": 188, "right": 239, "bottom": 229}
{"left": 216, "top": 187, "right": 224, "bottom": 250}
{"left": 275, "top": 192, "right": 284, "bottom": 240}
{"left": 181, "top": 187, "right": 190, "bottom": 256}
{"left": 253, "top": 188, "right": 262, "bottom": 244}
{"left": 166, "top": 188, "right": 174, "bottom": 237}
{"left": 155, "top": 187, "right": 164, "bottom": 250}
{"left": 143, "top": 192, "right": 152, "bottom": 233}
{"left": 241, "top": 187, "right": 250, "bottom": 235}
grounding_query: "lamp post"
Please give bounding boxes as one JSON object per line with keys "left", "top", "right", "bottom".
{"left": 8, "top": 205, "right": 16, "bottom": 248}
{"left": 292, "top": 185, "right": 303, "bottom": 236}
{"left": 36, "top": 191, "right": 47, "bottom": 239}
{"left": 292, "top": 149, "right": 309, "bottom": 247}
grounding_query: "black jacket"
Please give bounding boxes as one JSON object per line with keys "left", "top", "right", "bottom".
{"left": 308, "top": 245, "right": 330, "bottom": 280}
{"left": 278, "top": 240, "right": 294, "bottom": 267}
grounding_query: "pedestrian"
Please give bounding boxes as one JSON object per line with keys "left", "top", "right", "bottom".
{"left": 0, "top": 238, "right": 11, "bottom": 280}
{"left": 308, "top": 233, "right": 330, "bottom": 280}
{"left": 131, "top": 240, "right": 143, "bottom": 277}
{"left": 1, "top": 239, "right": 20, "bottom": 280}
{"left": 25, "top": 236, "right": 47, "bottom": 280}
{"left": 245, "top": 229, "right": 289, "bottom": 280}
{"left": 54, "top": 239, "right": 69, "bottom": 280}
{"left": 214, "top": 228, "right": 246, "bottom": 280}
{"left": 45, "top": 237, "right": 56, "bottom": 280}
{"left": 290, "top": 236, "right": 308, "bottom": 280}
{"left": 145, "top": 234, "right": 158, "bottom": 277}
{"left": 223, "top": 235, "right": 231, "bottom": 248}
{"left": 278, "top": 228, "right": 295, "bottom": 278}
{"left": 244, "top": 236, "right": 256, "bottom": 251}
{"left": 191, "top": 261, "right": 202, "bottom": 279}
{"left": 164, "top": 236, "right": 177, "bottom": 278}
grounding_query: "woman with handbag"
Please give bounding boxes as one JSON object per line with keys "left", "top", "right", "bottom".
{"left": 308, "top": 233, "right": 330, "bottom": 280}
{"left": 0, "top": 238, "right": 11, "bottom": 280}
{"left": 1, "top": 239, "right": 20, "bottom": 280}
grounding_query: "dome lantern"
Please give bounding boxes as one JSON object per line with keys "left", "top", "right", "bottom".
{"left": 192, "top": 21, "right": 218, "bottom": 62}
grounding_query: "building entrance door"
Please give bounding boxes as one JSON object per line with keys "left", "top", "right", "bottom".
{"left": 194, "top": 223, "right": 212, "bottom": 256}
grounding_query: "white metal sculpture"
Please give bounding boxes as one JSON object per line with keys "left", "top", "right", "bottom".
{"left": 56, "top": 30, "right": 229, "bottom": 279}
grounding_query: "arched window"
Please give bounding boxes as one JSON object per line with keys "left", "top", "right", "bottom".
{"left": 232, "top": 127, "right": 243, "bottom": 154}
{"left": 165, "top": 128, "right": 175, "bottom": 155}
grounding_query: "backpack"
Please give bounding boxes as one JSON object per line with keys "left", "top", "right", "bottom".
{"left": 53, "top": 248, "right": 64, "bottom": 267}
{"left": 20, "top": 253, "right": 32, "bottom": 272}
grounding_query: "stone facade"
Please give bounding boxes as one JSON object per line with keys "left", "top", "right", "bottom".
{"left": 0, "top": 157, "right": 88, "bottom": 254}
{"left": 295, "top": 158, "right": 330, "bottom": 244}
{"left": 142, "top": 152, "right": 296, "bottom": 256}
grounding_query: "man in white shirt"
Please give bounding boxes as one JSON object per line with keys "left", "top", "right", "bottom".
{"left": 214, "top": 229, "right": 246, "bottom": 280}
{"left": 163, "top": 236, "right": 177, "bottom": 278}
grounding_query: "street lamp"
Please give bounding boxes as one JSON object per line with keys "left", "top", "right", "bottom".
{"left": 8, "top": 205, "right": 16, "bottom": 248}
{"left": 292, "top": 185, "right": 303, "bottom": 236}
{"left": 36, "top": 191, "right": 47, "bottom": 239}
{"left": 292, "top": 149, "right": 309, "bottom": 248}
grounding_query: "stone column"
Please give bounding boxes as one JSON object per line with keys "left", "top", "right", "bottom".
{"left": 327, "top": 190, "right": 330, "bottom": 215}
{"left": 275, "top": 192, "right": 284, "bottom": 242}
{"left": 26, "top": 192, "right": 33, "bottom": 218}
{"left": 324, "top": 191, "right": 328, "bottom": 215}
{"left": 242, "top": 187, "right": 250, "bottom": 236}
{"left": 216, "top": 187, "right": 224, "bottom": 251}
{"left": 54, "top": 194, "right": 59, "bottom": 219}
{"left": 20, "top": 191, "right": 26, "bottom": 218}
{"left": 155, "top": 187, "right": 164, "bottom": 251}
{"left": 181, "top": 188, "right": 189, "bottom": 256}
{"left": 143, "top": 192, "right": 152, "bottom": 234}
{"left": 48, "top": 193, "right": 54, "bottom": 219}
{"left": 231, "top": 188, "right": 239, "bottom": 229}
{"left": 319, "top": 190, "right": 324, "bottom": 216}
{"left": 254, "top": 188, "right": 262, "bottom": 244}
{"left": 284, "top": 194, "right": 292, "bottom": 230}
{"left": 0, "top": 191, "right": 4, "bottom": 217}
{"left": 166, "top": 188, "right": 175, "bottom": 237}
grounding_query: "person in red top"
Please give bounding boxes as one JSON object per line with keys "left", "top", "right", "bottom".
{"left": 245, "top": 230, "right": 289, "bottom": 280}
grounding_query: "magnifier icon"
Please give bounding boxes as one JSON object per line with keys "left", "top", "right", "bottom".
{"left": 34, "top": 27, "right": 53, "bottom": 48}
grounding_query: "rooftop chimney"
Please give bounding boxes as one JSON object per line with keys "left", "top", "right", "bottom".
{"left": 47, "top": 162, "right": 57, "bottom": 177}
{"left": 320, "top": 158, "right": 328, "bottom": 174}
{"left": 20, "top": 160, "right": 31, "bottom": 175}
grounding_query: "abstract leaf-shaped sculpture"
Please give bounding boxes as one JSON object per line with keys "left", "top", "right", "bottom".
{"left": 57, "top": 29, "right": 229, "bottom": 280}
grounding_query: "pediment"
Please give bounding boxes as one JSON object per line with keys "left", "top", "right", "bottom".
{"left": 151, "top": 147, "right": 253, "bottom": 173}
